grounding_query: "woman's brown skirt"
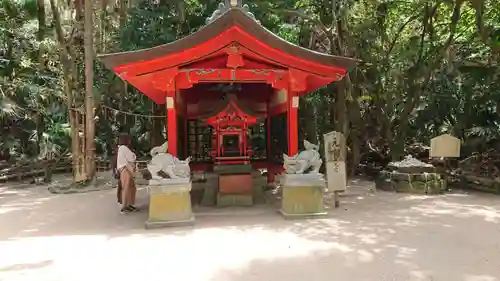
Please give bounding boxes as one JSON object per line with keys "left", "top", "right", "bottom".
{"left": 116, "top": 172, "right": 122, "bottom": 204}
{"left": 119, "top": 167, "right": 136, "bottom": 205}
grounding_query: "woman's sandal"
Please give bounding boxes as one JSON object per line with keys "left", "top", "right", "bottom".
{"left": 128, "top": 205, "right": 140, "bottom": 212}
{"left": 120, "top": 207, "right": 132, "bottom": 214}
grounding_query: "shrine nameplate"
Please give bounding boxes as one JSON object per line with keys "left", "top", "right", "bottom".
{"left": 430, "top": 134, "right": 460, "bottom": 158}
{"left": 323, "top": 131, "right": 347, "bottom": 191}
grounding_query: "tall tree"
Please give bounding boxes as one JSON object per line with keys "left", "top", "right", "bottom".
{"left": 84, "top": 0, "right": 95, "bottom": 179}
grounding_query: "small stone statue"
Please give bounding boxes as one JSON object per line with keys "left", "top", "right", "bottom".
{"left": 283, "top": 140, "right": 323, "bottom": 174}
{"left": 147, "top": 142, "right": 191, "bottom": 179}
{"left": 206, "top": 2, "right": 229, "bottom": 24}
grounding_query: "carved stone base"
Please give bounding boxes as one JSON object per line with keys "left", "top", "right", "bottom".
{"left": 145, "top": 182, "right": 195, "bottom": 229}
{"left": 278, "top": 174, "right": 327, "bottom": 220}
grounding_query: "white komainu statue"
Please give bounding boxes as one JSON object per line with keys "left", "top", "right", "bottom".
{"left": 147, "top": 142, "right": 191, "bottom": 179}
{"left": 283, "top": 140, "right": 323, "bottom": 174}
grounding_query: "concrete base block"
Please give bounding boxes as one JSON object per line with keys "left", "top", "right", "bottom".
{"left": 280, "top": 183, "right": 327, "bottom": 220}
{"left": 146, "top": 183, "right": 194, "bottom": 229}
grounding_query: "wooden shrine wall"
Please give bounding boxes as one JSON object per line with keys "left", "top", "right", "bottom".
{"left": 269, "top": 113, "right": 287, "bottom": 162}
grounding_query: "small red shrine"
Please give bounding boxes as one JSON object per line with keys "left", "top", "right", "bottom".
{"left": 206, "top": 94, "right": 258, "bottom": 165}
{"left": 98, "top": 0, "right": 356, "bottom": 186}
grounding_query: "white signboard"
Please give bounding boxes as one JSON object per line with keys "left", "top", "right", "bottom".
{"left": 430, "top": 134, "right": 460, "bottom": 158}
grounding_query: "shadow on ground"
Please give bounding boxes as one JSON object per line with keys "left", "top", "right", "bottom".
{"left": 1, "top": 178, "right": 500, "bottom": 281}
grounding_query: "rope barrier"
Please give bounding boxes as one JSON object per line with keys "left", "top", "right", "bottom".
{"left": 100, "top": 105, "right": 166, "bottom": 119}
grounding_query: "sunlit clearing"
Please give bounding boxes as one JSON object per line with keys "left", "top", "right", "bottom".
{"left": 0, "top": 227, "right": 350, "bottom": 281}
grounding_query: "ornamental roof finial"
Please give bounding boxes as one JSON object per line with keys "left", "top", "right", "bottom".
{"left": 206, "top": 1, "right": 260, "bottom": 25}
{"left": 227, "top": 0, "right": 243, "bottom": 7}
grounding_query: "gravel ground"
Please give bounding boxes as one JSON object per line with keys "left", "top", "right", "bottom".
{"left": 1, "top": 177, "right": 500, "bottom": 281}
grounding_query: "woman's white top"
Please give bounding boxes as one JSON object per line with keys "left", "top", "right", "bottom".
{"left": 117, "top": 145, "right": 136, "bottom": 171}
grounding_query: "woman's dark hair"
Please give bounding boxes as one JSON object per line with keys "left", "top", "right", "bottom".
{"left": 117, "top": 134, "right": 131, "bottom": 146}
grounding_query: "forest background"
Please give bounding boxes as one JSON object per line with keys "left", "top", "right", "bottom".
{"left": 1, "top": 0, "right": 499, "bottom": 180}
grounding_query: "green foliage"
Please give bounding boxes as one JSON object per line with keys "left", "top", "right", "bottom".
{"left": 1, "top": 0, "right": 67, "bottom": 160}
{"left": 0, "top": 0, "right": 499, "bottom": 166}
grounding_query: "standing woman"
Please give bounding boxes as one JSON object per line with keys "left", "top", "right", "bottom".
{"left": 116, "top": 134, "right": 139, "bottom": 213}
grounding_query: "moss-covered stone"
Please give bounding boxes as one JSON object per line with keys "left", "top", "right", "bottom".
{"left": 376, "top": 171, "right": 446, "bottom": 194}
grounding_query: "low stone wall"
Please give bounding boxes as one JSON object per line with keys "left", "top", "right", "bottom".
{"left": 376, "top": 171, "right": 447, "bottom": 194}
{"left": 460, "top": 175, "right": 500, "bottom": 194}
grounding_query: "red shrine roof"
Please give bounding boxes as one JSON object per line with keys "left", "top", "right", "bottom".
{"left": 206, "top": 94, "right": 259, "bottom": 127}
{"left": 97, "top": 2, "right": 357, "bottom": 104}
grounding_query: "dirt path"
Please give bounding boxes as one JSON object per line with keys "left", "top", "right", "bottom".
{"left": 1, "top": 178, "right": 500, "bottom": 281}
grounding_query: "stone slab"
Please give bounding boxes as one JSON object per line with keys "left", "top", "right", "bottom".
{"left": 145, "top": 216, "right": 195, "bottom": 229}
{"left": 279, "top": 209, "right": 327, "bottom": 220}
{"left": 325, "top": 161, "right": 347, "bottom": 191}
{"left": 217, "top": 194, "right": 253, "bottom": 207}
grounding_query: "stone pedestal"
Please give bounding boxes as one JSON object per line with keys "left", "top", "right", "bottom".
{"left": 213, "top": 164, "right": 255, "bottom": 207}
{"left": 278, "top": 174, "right": 327, "bottom": 219}
{"left": 145, "top": 178, "right": 194, "bottom": 229}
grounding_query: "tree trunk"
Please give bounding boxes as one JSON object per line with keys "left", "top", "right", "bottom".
{"left": 75, "top": 0, "right": 84, "bottom": 21}
{"left": 347, "top": 72, "right": 363, "bottom": 176}
{"left": 35, "top": 0, "right": 46, "bottom": 157}
{"left": 84, "top": 0, "right": 96, "bottom": 179}
{"left": 334, "top": 79, "right": 348, "bottom": 135}
{"left": 119, "top": 0, "right": 128, "bottom": 28}
{"left": 36, "top": 0, "right": 46, "bottom": 64}
{"left": 49, "top": 0, "right": 80, "bottom": 181}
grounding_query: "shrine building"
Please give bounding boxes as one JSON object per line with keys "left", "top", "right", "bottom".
{"left": 98, "top": 0, "right": 356, "bottom": 200}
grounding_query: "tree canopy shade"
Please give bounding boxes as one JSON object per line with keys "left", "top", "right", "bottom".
{"left": 97, "top": 4, "right": 357, "bottom": 104}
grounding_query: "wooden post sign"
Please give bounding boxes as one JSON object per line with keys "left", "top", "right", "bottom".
{"left": 430, "top": 134, "right": 460, "bottom": 158}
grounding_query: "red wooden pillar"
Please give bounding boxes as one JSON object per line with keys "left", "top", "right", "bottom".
{"left": 166, "top": 92, "right": 178, "bottom": 157}
{"left": 266, "top": 100, "right": 274, "bottom": 183}
{"left": 184, "top": 102, "right": 188, "bottom": 158}
{"left": 287, "top": 90, "right": 299, "bottom": 156}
